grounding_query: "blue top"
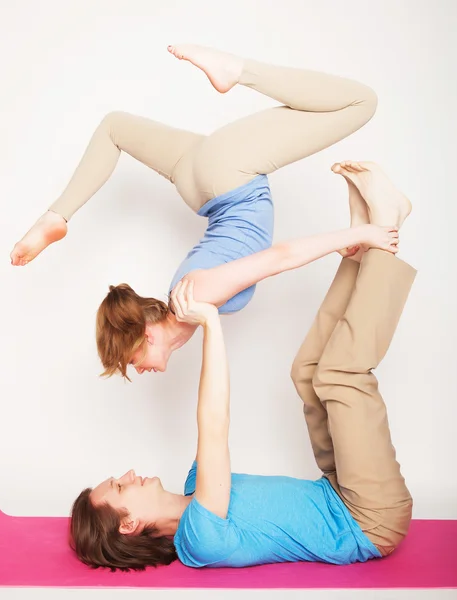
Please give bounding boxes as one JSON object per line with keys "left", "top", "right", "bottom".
{"left": 174, "top": 462, "right": 381, "bottom": 568}
{"left": 168, "top": 175, "right": 274, "bottom": 314}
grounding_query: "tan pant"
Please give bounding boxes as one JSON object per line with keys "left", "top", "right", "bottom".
{"left": 291, "top": 250, "right": 416, "bottom": 556}
{"left": 49, "top": 58, "right": 377, "bottom": 221}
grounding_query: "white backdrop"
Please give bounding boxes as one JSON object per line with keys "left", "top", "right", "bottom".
{"left": 0, "top": 0, "right": 456, "bottom": 538}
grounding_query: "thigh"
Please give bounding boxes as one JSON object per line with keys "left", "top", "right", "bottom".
{"left": 107, "top": 111, "right": 204, "bottom": 182}
{"left": 191, "top": 103, "right": 372, "bottom": 198}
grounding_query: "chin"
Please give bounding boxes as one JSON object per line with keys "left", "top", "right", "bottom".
{"left": 145, "top": 476, "right": 160, "bottom": 486}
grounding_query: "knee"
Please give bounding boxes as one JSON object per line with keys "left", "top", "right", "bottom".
{"left": 96, "top": 111, "right": 132, "bottom": 148}
{"left": 290, "top": 357, "right": 314, "bottom": 388}
{"left": 99, "top": 111, "right": 128, "bottom": 133}
{"left": 290, "top": 357, "right": 301, "bottom": 385}
{"left": 375, "top": 500, "right": 413, "bottom": 555}
{"left": 359, "top": 85, "right": 378, "bottom": 121}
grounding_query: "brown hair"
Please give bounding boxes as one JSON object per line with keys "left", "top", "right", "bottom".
{"left": 70, "top": 488, "right": 178, "bottom": 571}
{"left": 96, "top": 284, "right": 169, "bottom": 381}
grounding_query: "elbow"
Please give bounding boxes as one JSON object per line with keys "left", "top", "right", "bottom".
{"left": 271, "top": 243, "right": 293, "bottom": 274}
{"left": 198, "top": 410, "right": 230, "bottom": 435}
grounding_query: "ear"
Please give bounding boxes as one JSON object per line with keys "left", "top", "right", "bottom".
{"left": 144, "top": 323, "right": 154, "bottom": 346}
{"left": 119, "top": 517, "right": 141, "bottom": 536}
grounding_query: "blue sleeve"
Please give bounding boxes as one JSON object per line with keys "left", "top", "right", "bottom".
{"left": 175, "top": 498, "right": 239, "bottom": 567}
{"left": 169, "top": 251, "right": 222, "bottom": 297}
{"left": 184, "top": 461, "right": 197, "bottom": 496}
{"left": 169, "top": 254, "right": 256, "bottom": 315}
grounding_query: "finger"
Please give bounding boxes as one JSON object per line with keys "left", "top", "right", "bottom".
{"left": 184, "top": 279, "right": 194, "bottom": 303}
{"left": 170, "top": 281, "right": 182, "bottom": 311}
{"left": 174, "top": 286, "right": 186, "bottom": 319}
{"left": 173, "top": 296, "right": 184, "bottom": 321}
{"left": 173, "top": 281, "right": 187, "bottom": 318}
{"left": 177, "top": 279, "right": 189, "bottom": 313}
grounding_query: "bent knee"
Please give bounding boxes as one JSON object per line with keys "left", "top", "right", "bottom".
{"left": 98, "top": 110, "right": 132, "bottom": 136}
{"left": 358, "top": 85, "right": 378, "bottom": 121}
{"left": 369, "top": 501, "right": 413, "bottom": 555}
{"left": 290, "top": 358, "right": 315, "bottom": 387}
{"left": 100, "top": 110, "right": 125, "bottom": 125}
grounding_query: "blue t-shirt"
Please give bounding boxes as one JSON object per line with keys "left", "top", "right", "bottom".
{"left": 169, "top": 175, "right": 274, "bottom": 314}
{"left": 174, "top": 462, "right": 381, "bottom": 568}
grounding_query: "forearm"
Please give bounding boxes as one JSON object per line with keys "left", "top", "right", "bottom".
{"left": 277, "top": 226, "right": 367, "bottom": 274}
{"left": 186, "top": 226, "right": 370, "bottom": 313}
{"left": 197, "top": 314, "right": 230, "bottom": 429}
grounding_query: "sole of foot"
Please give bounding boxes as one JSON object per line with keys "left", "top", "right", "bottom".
{"left": 10, "top": 211, "right": 67, "bottom": 266}
{"left": 167, "top": 44, "right": 243, "bottom": 93}
{"left": 331, "top": 160, "right": 412, "bottom": 229}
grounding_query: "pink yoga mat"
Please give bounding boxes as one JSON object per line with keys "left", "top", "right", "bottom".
{"left": 0, "top": 510, "right": 455, "bottom": 589}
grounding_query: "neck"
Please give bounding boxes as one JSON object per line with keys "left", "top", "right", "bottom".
{"left": 156, "top": 492, "right": 192, "bottom": 536}
{"left": 164, "top": 312, "right": 197, "bottom": 352}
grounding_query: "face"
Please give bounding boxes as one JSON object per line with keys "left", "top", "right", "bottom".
{"left": 91, "top": 469, "right": 165, "bottom": 534}
{"left": 130, "top": 323, "right": 172, "bottom": 375}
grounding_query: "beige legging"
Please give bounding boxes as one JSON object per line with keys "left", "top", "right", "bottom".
{"left": 49, "top": 58, "right": 377, "bottom": 221}
{"left": 291, "top": 250, "right": 416, "bottom": 556}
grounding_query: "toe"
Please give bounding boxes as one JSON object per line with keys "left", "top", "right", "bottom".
{"left": 331, "top": 163, "right": 342, "bottom": 173}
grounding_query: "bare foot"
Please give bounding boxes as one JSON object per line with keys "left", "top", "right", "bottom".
{"left": 331, "top": 161, "right": 412, "bottom": 228}
{"left": 10, "top": 211, "right": 67, "bottom": 266}
{"left": 167, "top": 44, "right": 243, "bottom": 93}
{"left": 334, "top": 168, "right": 370, "bottom": 262}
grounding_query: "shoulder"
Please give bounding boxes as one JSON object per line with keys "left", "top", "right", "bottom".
{"left": 175, "top": 498, "right": 239, "bottom": 567}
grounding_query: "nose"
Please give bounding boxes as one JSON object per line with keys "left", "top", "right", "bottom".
{"left": 118, "top": 469, "right": 136, "bottom": 485}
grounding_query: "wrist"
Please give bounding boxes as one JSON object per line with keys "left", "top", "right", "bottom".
{"left": 202, "top": 308, "right": 220, "bottom": 328}
{"left": 351, "top": 224, "right": 370, "bottom": 245}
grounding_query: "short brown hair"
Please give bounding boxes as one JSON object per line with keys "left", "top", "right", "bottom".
{"left": 70, "top": 488, "right": 178, "bottom": 571}
{"left": 96, "top": 284, "right": 168, "bottom": 381}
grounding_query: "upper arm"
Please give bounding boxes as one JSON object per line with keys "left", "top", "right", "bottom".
{"left": 195, "top": 425, "right": 231, "bottom": 519}
{"left": 186, "top": 244, "right": 286, "bottom": 308}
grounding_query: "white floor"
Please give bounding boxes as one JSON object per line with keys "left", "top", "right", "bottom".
{"left": 1, "top": 589, "right": 456, "bottom": 600}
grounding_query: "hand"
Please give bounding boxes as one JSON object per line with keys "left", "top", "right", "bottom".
{"left": 171, "top": 279, "right": 219, "bottom": 326}
{"left": 359, "top": 224, "right": 399, "bottom": 254}
{"left": 338, "top": 245, "right": 361, "bottom": 258}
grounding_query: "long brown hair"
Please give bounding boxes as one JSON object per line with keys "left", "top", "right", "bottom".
{"left": 96, "top": 283, "right": 168, "bottom": 381}
{"left": 70, "top": 488, "right": 178, "bottom": 571}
